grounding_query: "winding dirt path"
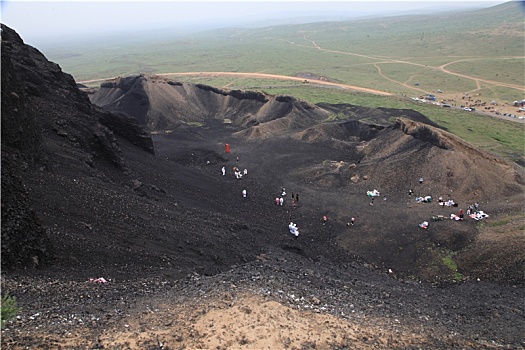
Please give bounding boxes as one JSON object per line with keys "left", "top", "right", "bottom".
{"left": 77, "top": 39, "right": 523, "bottom": 97}
{"left": 298, "top": 35, "right": 524, "bottom": 94}
{"left": 78, "top": 31, "right": 523, "bottom": 96}
{"left": 438, "top": 58, "right": 524, "bottom": 91}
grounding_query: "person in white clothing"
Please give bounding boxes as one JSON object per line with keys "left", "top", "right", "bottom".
{"left": 288, "top": 222, "right": 299, "bottom": 236}
{"left": 242, "top": 189, "right": 247, "bottom": 198}
{"left": 221, "top": 167, "right": 226, "bottom": 176}
{"left": 279, "top": 197, "right": 284, "bottom": 206}
{"left": 243, "top": 169, "right": 248, "bottom": 175}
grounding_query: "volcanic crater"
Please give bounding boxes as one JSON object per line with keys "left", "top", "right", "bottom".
{"left": 2, "top": 24, "right": 524, "bottom": 349}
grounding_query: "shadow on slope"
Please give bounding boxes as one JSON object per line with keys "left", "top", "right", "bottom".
{"left": 90, "top": 75, "right": 330, "bottom": 137}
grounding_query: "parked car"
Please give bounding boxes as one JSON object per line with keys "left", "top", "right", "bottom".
{"left": 442, "top": 104, "right": 451, "bottom": 108}
{"left": 463, "top": 107, "right": 472, "bottom": 111}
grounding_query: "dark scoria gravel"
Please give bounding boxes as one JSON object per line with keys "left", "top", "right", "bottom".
{"left": 2, "top": 249, "right": 524, "bottom": 349}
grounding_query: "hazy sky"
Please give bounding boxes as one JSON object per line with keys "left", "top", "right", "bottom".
{"left": 1, "top": 0, "right": 508, "bottom": 47}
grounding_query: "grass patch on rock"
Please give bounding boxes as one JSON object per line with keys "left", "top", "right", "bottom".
{"left": 442, "top": 253, "right": 464, "bottom": 282}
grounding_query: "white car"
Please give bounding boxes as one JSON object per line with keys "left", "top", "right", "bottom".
{"left": 463, "top": 107, "right": 472, "bottom": 111}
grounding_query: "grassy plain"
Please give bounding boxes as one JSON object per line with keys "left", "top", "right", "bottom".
{"left": 49, "top": 3, "right": 523, "bottom": 93}
{"left": 44, "top": 2, "right": 524, "bottom": 163}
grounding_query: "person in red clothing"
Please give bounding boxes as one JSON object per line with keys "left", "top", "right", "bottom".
{"left": 323, "top": 215, "right": 327, "bottom": 225}
{"left": 459, "top": 209, "right": 464, "bottom": 220}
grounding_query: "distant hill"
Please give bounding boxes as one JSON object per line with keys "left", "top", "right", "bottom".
{"left": 89, "top": 74, "right": 330, "bottom": 135}
{"left": 232, "top": 0, "right": 524, "bottom": 58}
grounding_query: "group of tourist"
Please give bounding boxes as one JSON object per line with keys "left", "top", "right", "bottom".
{"left": 413, "top": 178, "right": 487, "bottom": 227}
{"left": 221, "top": 158, "right": 305, "bottom": 237}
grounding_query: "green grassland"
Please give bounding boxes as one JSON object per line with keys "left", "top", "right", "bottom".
{"left": 49, "top": 2, "right": 524, "bottom": 88}
{"left": 444, "top": 58, "right": 525, "bottom": 87}
{"left": 44, "top": 2, "right": 524, "bottom": 164}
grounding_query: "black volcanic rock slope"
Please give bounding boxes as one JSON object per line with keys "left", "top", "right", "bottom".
{"left": 1, "top": 24, "right": 152, "bottom": 270}
{"left": 90, "top": 74, "right": 330, "bottom": 133}
{"left": 1, "top": 46, "right": 52, "bottom": 269}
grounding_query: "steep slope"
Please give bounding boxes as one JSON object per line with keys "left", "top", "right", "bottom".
{"left": 89, "top": 74, "right": 331, "bottom": 135}
{"left": 1, "top": 25, "right": 212, "bottom": 274}
{"left": 1, "top": 23, "right": 135, "bottom": 269}
{"left": 1, "top": 37, "right": 53, "bottom": 269}
{"left": 291, "top": 117, "right": 525, "bottom": 201}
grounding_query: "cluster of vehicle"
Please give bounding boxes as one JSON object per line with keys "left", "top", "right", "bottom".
{"left": 411, "top": 96, "right": 440, "bottom": 105}
{"left": 411, "top": 96, "right": 453, "bottom": 108}
{"left": 411, "top": 96, "right": 525, "bottom": 120}
{"left": 504, "top": 113, "right": 525, "bottom": 119}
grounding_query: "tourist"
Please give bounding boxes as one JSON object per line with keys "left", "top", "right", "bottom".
{"left": 288, "top": 222, "right": 299, "bottom": 236}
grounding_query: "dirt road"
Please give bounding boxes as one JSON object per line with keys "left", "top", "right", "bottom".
{"left": 79, "top": 71, "right": 394, "bottom": 96}
{"left": 299, "top": 34, "right": 524, "bottom": 93}
{"left": 160, "top": 72, "right": 394, "bottom": 96}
